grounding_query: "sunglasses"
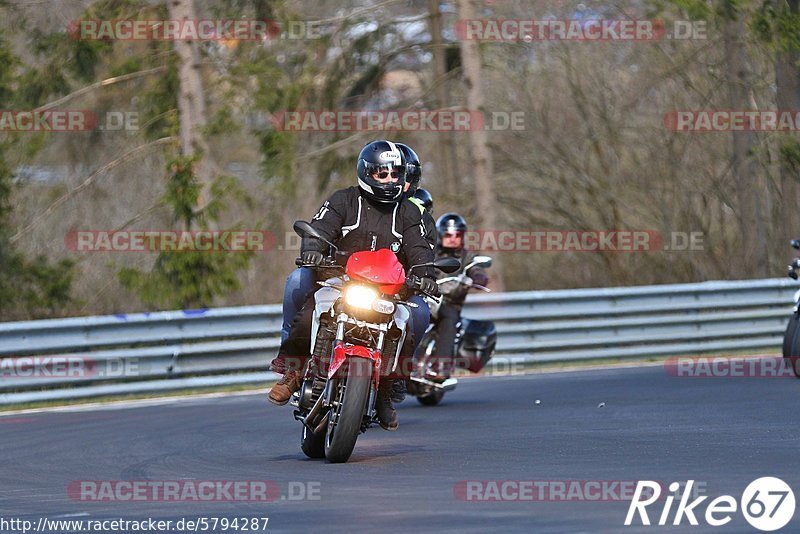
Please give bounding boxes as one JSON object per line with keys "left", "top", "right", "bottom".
{"left": 373, "top": 170, "right": 400, "bottom": 180}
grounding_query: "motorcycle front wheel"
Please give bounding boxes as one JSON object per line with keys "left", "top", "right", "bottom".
{"left": 414, "top": 329, "right": 446, "bottom": 405}
{"left": 324, "top": 358, "right": 372, "bottom": 463}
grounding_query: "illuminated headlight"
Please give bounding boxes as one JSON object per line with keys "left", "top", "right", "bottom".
{"left": 345, "top": 285, "right": 378, "bottom": 310}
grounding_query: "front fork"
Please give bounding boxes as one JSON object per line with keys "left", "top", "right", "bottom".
{"left": 297, "top": 315, "right": 390, "bottom": 434}
{"left": 324, "top": 314, "right": 387, "bottom": 405}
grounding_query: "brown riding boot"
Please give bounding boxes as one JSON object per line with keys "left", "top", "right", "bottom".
{"left": 268, "top": 371, "right": 302, "bottom": 405}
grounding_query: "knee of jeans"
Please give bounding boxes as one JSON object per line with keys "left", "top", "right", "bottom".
{"left": 284, "top": 268, "right": 300, "bottom": 299}
{"left": 285, "top": 269, "right": 311, "bottom": 307}
{"left": 408, "top": 309, "right": 430, "bottom": 344}
{"left": 409, "top": 296, "right": 430, "bottom": 319}
{"left": 286, "top": 267, "right": 303, "bottom": 287}
{"left": 298, "top": 268, "right": 317, "bottom": 297}
{"left": 410, "top": 305, "right": 429, "bottom": 326}
{"left": 280, "top": 327, "right": 290, "bottom": 345}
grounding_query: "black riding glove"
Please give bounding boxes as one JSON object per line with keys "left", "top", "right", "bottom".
{"left": 417, "top": 276, "right": 440, "bottom": 298}
{"left": 301, "top": 250, "right": 324, "bottom": 266}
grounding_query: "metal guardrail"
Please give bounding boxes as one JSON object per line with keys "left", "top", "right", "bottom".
{"left": 0, "top": 278, "right": 796, "bottom": 405}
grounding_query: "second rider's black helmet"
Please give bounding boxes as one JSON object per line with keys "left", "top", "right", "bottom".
{"left": 396, "top": 143, "right": 422, "bottom": 193}
{"left": 412, "top": 188, "right": 434, "bottom": 214}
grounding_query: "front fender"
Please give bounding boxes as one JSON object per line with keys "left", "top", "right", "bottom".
{"left": 328, "top": 342, "right": 382, "bottom": 389}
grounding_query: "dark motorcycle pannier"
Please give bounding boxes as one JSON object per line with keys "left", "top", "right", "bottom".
{"left": 456, "top": 318, "right": 497, "bottom": 373}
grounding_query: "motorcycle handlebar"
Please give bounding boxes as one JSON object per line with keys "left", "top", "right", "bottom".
{"left": 405, "top": 274, "right": 441, "bottom": 299}
{"left": 435, "top": 274, "right": 490, "bottom": 293}
{"left": 294, "top": 257, "right": 344, "bottom": 269}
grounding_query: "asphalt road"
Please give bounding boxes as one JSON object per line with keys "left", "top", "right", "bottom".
{"left": 2, "top": 363, "right": 800, "bottom": 533}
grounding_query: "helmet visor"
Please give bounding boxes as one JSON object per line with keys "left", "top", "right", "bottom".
{"left": 363, "top": 161, "right": 406, "bottom": 183}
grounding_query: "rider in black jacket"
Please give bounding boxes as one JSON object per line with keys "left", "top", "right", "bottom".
{"left": 398, "top": 143, "right": 436, "bottom": 248}
{"left": 300, "top": 185, "right": 435, "bottom": 275}
{"left": 278, "top": 143, "right": 436, "bottom": 344}
{"left": 430, "top": 213, "right": 489, "bottom": 380}
{"left": 269, "top": 140, "right": 439, "bottom": 431}
{"left": 393, "top": 144, "right": 436, "bottom": 403}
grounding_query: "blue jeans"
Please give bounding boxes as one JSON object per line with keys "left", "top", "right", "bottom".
{"left": 280, "top": 267, "right": 430, "bottom": 350}
{"left": 281, "top": 267, "right": 317, "bottom": 344}
{"left": 407, "top": 295, "right": 430, "bottom": 349}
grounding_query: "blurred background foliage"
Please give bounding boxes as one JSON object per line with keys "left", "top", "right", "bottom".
{"left": 0, "top": 0, "right": 799, "bottom": 320}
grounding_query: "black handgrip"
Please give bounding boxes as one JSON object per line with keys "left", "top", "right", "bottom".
{"left": 406, "top": 274, "right": 440, "bottom": 298}
{"left": 295, "top": 257, "right": 344, "bottom": 269}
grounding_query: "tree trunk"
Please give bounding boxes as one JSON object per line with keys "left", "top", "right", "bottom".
{"left": 722, "top": 1, "right": 767, "bottom": 277}
{"left": 775, "top": 0, "right": 800, "bottom": 110}
{"left": 167, "top": 0, "right": 215, "bottom": 222}
{"left": 456, "top": 0, "right": 505, "bottom": 290}
{"left": 427, "top": 0, "right": 459, "bottom": 198}
{"left": 775, "top": 0, "right": 800, "bottom": 259}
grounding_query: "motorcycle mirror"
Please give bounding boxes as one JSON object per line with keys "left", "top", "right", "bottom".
{"left": 409, "top": 256, "right": 461, "bottom": 274}
{"left": 293, "top": 220, "right": 318, "bottom": 239}
{"left": 293, "top": 220, "right": 338, "bottom": 252}
{"left": 792, "top": 240, "right": 800, "bottom": 250}
{"left": 433, "top": 256, "right": 461, "bottom": 273}
{"left": 466, "top": 255, "right": 492, "bottom": 270}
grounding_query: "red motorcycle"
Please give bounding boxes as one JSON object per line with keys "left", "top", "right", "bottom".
{"left": 289, "top": 221, "right": 459, "bottom": 463}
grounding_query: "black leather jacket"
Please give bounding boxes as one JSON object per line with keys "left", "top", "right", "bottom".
{"left": 303, "top": 187, "right": 435, "bottom": 278}
{"left": 434, "top": 246, "right": 489, "bottom": 307}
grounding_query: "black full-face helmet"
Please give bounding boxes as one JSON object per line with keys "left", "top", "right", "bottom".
{"left": 436, "top": 212, "right": 467, "bottom": 251}
{"left": 356, "top": 140, "right": 407, "bottom": 203}
{"left": 396, "top": 143, "right": 422, "bottom": 193}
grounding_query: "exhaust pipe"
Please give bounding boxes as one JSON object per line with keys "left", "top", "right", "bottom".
{"left": 303, "top": 390, "right": 326, "bottom": 429}
{"left": 313, "top": 414, "right": 328, "bottom": 435}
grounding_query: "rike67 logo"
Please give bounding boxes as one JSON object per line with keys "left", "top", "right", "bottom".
{"left": 625, "top": 478, "right": 795, "bottom": 531}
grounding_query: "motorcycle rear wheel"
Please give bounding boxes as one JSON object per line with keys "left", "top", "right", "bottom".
{"left": 417, "top": 389, "right": 444, "bottom": 406}
{"left": 301, "top": 422, "right": 326, "bottom": 458}
{"left": 782, "top": 314, "right": 800, "bottom": 378}
{"left": 324, "top": 358, "right": 372, "bottom": 463}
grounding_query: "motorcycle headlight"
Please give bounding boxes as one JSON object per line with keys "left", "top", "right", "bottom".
{"left": 345, "top": 285, "right": 378, "bottom": 310}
